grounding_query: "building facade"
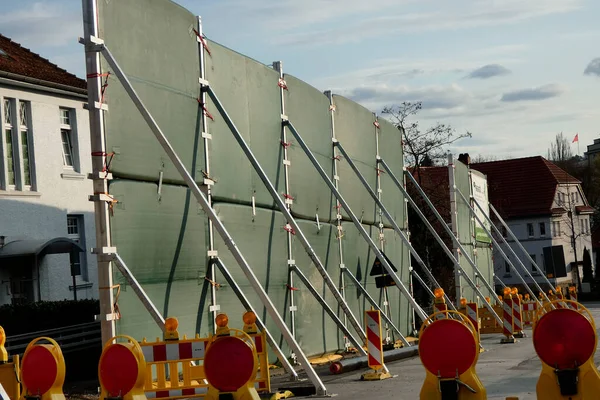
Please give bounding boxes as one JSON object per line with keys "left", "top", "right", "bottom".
{"left": 0, "top": 34, "right": 97, "bottom": 304}
{"left": 472, "top": 157, "right": 594, "bottom": 290}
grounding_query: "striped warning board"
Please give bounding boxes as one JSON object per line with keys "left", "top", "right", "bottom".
{"left": 434, "top": 302, "right": 448, "bottom": 320}
{"left": 465, "top": 303, "right": 479, "bottom": 331}
{"left": 366, "top": 310, "right": 384, "bottom": 370}
{"left": 512, "top": 297, "right": 523, "bottom": 333}
{"left": 503, "top": 298, "right": 514, "bottom": 338}
{"left": 147, "top": 387, "right": 208, "bottom": 399}
{"left": 141, "top": 340, "right": 208, "bottom": 362}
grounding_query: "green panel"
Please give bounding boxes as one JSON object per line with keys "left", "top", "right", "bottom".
{"left": 378, "top": 117, "right": 406, "bottom": 230}
{"left": 341, "top": 223, "right": 411, "bottom": 338}
{"left": 283, "top": 74, "right": 336, "bottom": 222}
{"left": 212, "top": 204, "right": 342, "bottom": 358}
{"left": 476, "top": 244, "right": 494, "bottom": 291}
{"left": 454, "top": 160, "right": 476, "bottom": 302}
{"left": 205, "top": 41, "right": 284, "bottom": 208}
{"left": 99, "top": 0, "right": 203, "bottom": 184}
{"left": 332, "top": 95, "right": 378, "bottom": 225}
{"left": 109, "top": 180, "right": 210, "bottom": 341}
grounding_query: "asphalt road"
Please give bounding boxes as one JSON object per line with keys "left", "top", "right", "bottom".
{"left": 285, "top": 301, "right": 600, "bottom": 399}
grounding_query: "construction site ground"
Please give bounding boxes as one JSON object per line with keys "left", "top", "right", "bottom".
{"left": 270, "top": 301, "right": 600, "bottom": 400}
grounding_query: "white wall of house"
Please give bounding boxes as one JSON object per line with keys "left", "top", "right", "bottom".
{"left": 494, "top": 183, "right": 594, "bottom": 288}
{"left": 0, "top": 83, "right": 97, "bottom": 303}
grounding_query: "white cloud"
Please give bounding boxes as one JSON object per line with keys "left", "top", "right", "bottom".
{"left": 500, "top": 84, "right": 566, "bottom": 102}
{"left": 0, "top": 2, "right": 82, "bottom": 47}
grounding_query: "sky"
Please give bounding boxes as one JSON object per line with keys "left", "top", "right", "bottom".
{"left": 1, "top": 0, "right": 599, "bottom": 161}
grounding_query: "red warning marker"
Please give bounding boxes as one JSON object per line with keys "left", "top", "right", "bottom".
{"left": 99, "top": 344, "right": 140, "bottom": 397}
{"left": 419, "top": 319, "right": 477, "bottom": 378}
{"left": 533, "top": 308, "right": 596, "bottom": 370}
{"left": 21, "top": 346, "right": 58, "bottom": 395}
{"left": 205, "top": 336, "right": 255, "bottom": 392}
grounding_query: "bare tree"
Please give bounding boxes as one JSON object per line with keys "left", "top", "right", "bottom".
{"left": 547, "top": 132, "right": 573, "bottom": 163}
{"left": 382, "top": 102, "right": 472, "bottom": 179}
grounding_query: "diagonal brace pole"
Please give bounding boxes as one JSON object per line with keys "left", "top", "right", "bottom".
{"left": 98, "top": 44, "right": 327, "bottom": 395}
{"left": 205, "top": 86, "right": 366, "bottom": 343}
{"left": 381, "top": 159, "right": 503, "bottom": 325}
{"left": 285, "top": 121, "right": 428, "bottom": 322}
{"left": 456, "top": 189, "right": 540, "bottom": 305}
{"left": 214, "top": 258, "right": 298, "bottom": 378}
{"left": 334, "top": 142, "right": 455, "bottom": 309}
{"left": 342, "top": 269, "right": 411, "bottom": 346}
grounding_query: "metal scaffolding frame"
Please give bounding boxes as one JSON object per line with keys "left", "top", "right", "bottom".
{"left": 333, "top": 142, "right": 453, "bottom": 309}
{"left": 455, "top": 189, "right": 541, "bottom": 304}
{"left": 471, "top": 197, "right": 551, "bottom": 305}
{"left": 84, "top": 37, "right": 328, "bottom": 394}
{"left": 283, "top": 121, "right": 428, "bottom": 322}
{"left": 379, "top": 159, "right": 503, "bottom": 326}
{"left": 489, "top": 203, "right": 557, "bottom": 292}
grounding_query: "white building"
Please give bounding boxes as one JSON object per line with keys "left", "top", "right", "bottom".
{"left": 0, "top": 34, "right": 97, "bottom": 304}
{"left": 472, "top": 156, "right": 594, "bottom": 290}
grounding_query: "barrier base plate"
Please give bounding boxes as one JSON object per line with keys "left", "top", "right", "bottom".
{"left": 361, "top": 370, "right": 392, "bottom": 381}
{"left": 500, "top": 337, "right": 517, "bottom": 344}
{"left": 514, "top": 332, "right": 526, "bottom": 338}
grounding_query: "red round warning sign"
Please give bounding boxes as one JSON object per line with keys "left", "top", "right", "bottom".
{"left": 534, "top": 308, "right": 596, "bottom": 369}
{"left": 419, "top": 319, "right": 477, "bottom": 378}
{"left": 22, "top": 346, "right": 58, "bottom": 395}
{"left": 99, "top": 344, "right": 139, "bottom": 397}
{"left": 205, "top": 336, "right": 254, "bottom": 392}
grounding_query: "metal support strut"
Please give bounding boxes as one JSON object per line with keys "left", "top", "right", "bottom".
{"left": 382, "top": 160, "right": 503, "bottom": 326}
{"left": 284, "top": 121, "right": 428, "bottom": 322}
{"left": 334, "top": 141, "right": 455, "bottom": 309}
{"left": 96, "top": 43, "right": 327, "bottom": 395}
{"left": 205, "top": 86, "right": 367, "bottom": 343}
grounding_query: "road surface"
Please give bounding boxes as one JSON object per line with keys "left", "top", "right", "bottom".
{"left": 283, "top": 301, "right": 600, "bottom": 399}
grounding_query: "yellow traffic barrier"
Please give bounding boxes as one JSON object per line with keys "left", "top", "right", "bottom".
{"left": 99, "top": 335, "right": 147, "bottom": 400}
{"left": 433, "top": 288, "right": 448, "bottom": 320}
{"left": 139, "top": 313, "right": 270, "bottom": 399}
{"left": 419, "top": 310, "right": 486, "bottom": 399}
{"left": 521, "top": 301, "right": 538, "bottom": 327}
{"left": 361, "top": 310, "right": 392, "bottom": 381}
{"left": 479, "top": 304, "right": 503, "bottom": 334}
{"left": 19, "top": 337, "right": 66, "bottom": 400}
{"left": 205, "top": 313, "right": 261, "bottom": 400}
{"left": 0, "top": 326, "right": 20, "bottom": 400}
{"left": 533, "top": 300, "right": 600, "bottom": 399}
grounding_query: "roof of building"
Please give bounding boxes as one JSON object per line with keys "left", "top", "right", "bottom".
{"left": 471, "top": 156, "right": 580, "bottom": 219}
{"left": 0, "top": 33, "right": 86, "bottom": 91}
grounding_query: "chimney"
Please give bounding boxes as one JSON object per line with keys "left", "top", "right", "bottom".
{"left": 458, "top": 153, "right": 471, "bottom": 166}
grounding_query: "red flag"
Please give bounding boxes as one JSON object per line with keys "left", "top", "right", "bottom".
{"left": 572, "top": 133, "right": 579, "bottom": 143}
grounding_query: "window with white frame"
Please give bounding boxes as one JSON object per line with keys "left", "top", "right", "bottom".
{"left": 552, "top": 221, "right": 561, "bottom": 237}
{"left": 3, "top": 98, "right": 16, "bottom": 188}
{"left": 2, "top": 98, "right": 33, "bottom": 190}
{"left": 527, "top": 223, "right": 534, "bottom": 238}
{"left": 580, "top": 219, "right": 585, "bottom": 235}
{"left": 585, "top": 219, "right": 590, "bottom": 234}
{"left": 60, "top": 108, "right": 78, "bottom": 171}
{"left": 67, "top": 215, "right": 87, "bottom": 280}
{"left": 19, "top": 101, "right": 32, "bottom": 187}
{"left": 539, "top": 222, "right": 546, "bottom": 237}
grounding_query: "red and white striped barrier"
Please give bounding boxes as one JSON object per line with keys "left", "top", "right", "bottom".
{"left": 501, "top": 297, "right": 515, "bottom": 343}
{"left": 522, "top": 302, "right": 537, "bottom": 326}
{"left": 366, "top": 310, "right": 384, "bottom": 369}
{"left": 434, "top": 302, "right": 448, "bottom": 320}
{"left": 512, "top": 296, "right": 524, "bottom": 337}
{"left": 147, "top": 388, "right": 208, "bottom": 399}
{"left": 141, "top": 340, "right": 208, "bottom": 362}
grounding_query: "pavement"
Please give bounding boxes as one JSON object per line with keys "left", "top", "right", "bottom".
{"left": 275, "top": 301, "right": 600, "bottom": 399}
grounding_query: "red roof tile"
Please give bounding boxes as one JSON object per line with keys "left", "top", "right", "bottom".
{"left": 471, "top": 156, "right": 579, "bottom": 219}
{"left": 0, "top": 34, "right": 86, "bottom": 91}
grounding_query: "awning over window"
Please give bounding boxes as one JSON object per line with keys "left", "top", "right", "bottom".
{"left": 0, "top": 238, "right": 84, "bottom": 259}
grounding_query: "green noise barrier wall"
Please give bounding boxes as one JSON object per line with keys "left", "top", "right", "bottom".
{"left": 97, "top": 0, "right": 488, "bottom": 360}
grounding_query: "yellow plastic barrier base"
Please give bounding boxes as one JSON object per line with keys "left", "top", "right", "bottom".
{"left": 267, "top": 390, "right": 294, "bottom": 400}
{"left": 361, "top": 369, "right": 392, "bottom": 381}
{"left": 536, "top": 362, "right": 600, "bottom": 399}
{"left": 420, "top": 371, "right": 486, "bottom": 400}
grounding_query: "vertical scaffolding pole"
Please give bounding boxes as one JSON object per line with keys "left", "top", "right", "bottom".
{"left": 285, "top": 121, "right": 428, "bottom": 322}
{"left": 273, "top": 62, "right": 297, "bottom": 360}
{"left": 381, "top": 159, "right": 503, "bottom": 325}
{"left": 324, "top": 91, "right": 351, "bottom": 352}
{"left": 196, "top": 17, "right": 219, "bottom": 332}
{"left": 97, "top": 45, "right": 327, "bottom": 395}
{"left": 205, "top": 87, "right": 367, "bottom": 342}
{"left": 373, "top": 115, "right": 392, "bottom": 343}
{"left": 448, "top": 155, "right": 463, "bottom": 305}
{"left": 455, "top": 189, "right": 540, "bottom": 304}
{"left": 333, "top": 142, "right": 454, "bottom": 309}
{"left": 81, "top": 0, "right": 116, "bottom": 343}
{"left": 489, "top": 203, "right": 556, "bottom": 291}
